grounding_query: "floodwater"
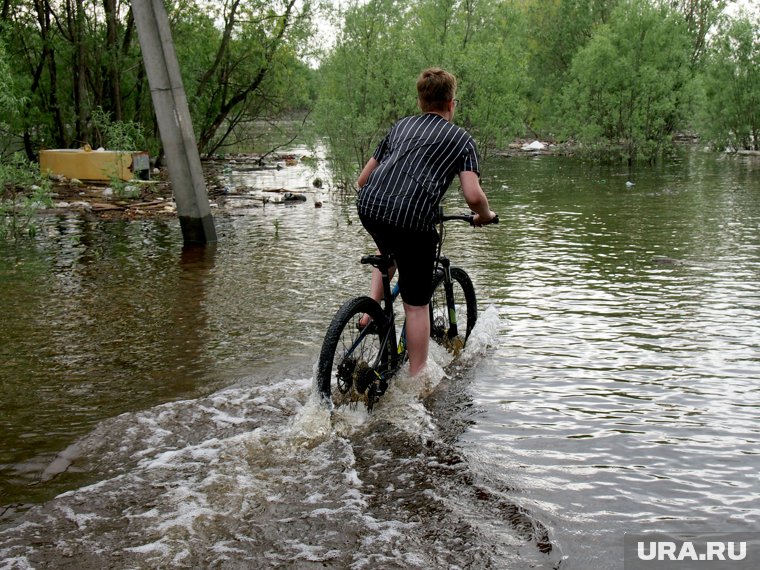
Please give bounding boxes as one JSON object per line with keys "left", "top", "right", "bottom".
{"left": 1, "top": 147, "right": 759, "bottom": 569}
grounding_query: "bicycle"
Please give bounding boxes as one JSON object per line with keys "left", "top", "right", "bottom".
{"left": 316, "top": 208, "right": 498, "bottom": 412}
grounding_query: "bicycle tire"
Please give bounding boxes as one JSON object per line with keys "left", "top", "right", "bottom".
{"left": 429, "top": 266, "right": 477, "bottom": 353}
{"left": 317, "top": 296, "right": 395, "bottom": 409}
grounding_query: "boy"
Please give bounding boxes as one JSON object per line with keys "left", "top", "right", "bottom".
{"left": 356, "top": 68, "right": 496, "bottom": 377}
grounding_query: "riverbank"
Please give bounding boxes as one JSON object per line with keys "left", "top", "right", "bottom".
{"left": 7, "top": 139, "right": 758, "bottom": 223}
{"left": 35, "top": 140, "right": 578, "bottom": 220}
{"left": 36, "top": 152, "right": 324, "bottom": 221}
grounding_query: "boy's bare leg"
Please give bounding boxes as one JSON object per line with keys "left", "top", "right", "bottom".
{"left": 403, "top": 303, "right": 430, "bottom": 376}
{"left": 368, "top": 266, "right": 384, "bottom": 303}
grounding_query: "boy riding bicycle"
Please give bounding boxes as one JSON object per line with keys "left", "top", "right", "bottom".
{"left": 356, "top": 67, "right": 497, "bottom": 377}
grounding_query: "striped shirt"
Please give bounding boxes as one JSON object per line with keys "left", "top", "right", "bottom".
{"left": 357, "top": 113, "right": 480, "bottom": 231}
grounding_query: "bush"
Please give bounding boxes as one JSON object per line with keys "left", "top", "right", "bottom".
{"left": 699, "top": 13, "right": 760, "bottom": 151}
{"left": 559, "top": 0, "right": 692, "bottom": 162}
{"left": 90, "top": 106, "right": 148, "bottom": 151}
{"left": 0, "top": 153, "right": 53, "bottom": 239}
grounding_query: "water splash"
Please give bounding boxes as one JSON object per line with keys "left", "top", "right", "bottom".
{"left": 0, "top": 311, "right": 556, "bottom": 569}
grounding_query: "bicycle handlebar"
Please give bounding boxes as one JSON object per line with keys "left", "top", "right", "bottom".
{"left": 439, "top": 213, "right": 500, "bottom": 226}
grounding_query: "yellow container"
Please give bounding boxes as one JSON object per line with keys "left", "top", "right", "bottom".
{"left": 40, "top": 148, "right": 150, "bottom": 182}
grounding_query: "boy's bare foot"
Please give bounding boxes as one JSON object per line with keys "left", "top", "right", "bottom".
{"left": 358, "top": 314, "right": 372, "bottom": 329}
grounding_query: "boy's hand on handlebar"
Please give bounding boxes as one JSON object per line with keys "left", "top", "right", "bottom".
{"left": 472, "top": 210, "right": 498, "bottom": 227}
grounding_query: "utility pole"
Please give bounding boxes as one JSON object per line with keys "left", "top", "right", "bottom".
{"left": 131, "top": 0, "right": 217, "bottom": 244}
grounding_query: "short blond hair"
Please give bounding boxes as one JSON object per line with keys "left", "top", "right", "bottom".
{"left": 417, "top": 68, "right": 457, "bottom": 113}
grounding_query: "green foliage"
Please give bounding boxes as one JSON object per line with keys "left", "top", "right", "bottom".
{"left": 447, "top": 1, "right": 529, "bottom": 156}
{"left": 0, "top": 154, "right": 53, "bottom": 240}
{"left": 318, "top": 0, "right": 729, "bottom": 172}
{"left": 559, "top": 0, "right": 693, "bottom": 162}
{"left": 90, "top": 107, "right": 148, "bottom": 151}
{"left": 698, "top": 12, "right": 760, "bottom": 151}
{"left": 0, "top": 39, "right": 21, "bottom": 115}
{"left": 1, "top": 0, "right": 757, "bottom": 171}
{"left": 522, "top": 0, "right": 620, "bottom": 135}
{"left": 669, "top": 0, "right": 731, "bottom": 68}
{"left": 170, "top": 0, "right": 317, "bottom": 155}
{"left": 1, "top": 0, "right": 315, "bottom": 159}
{"left": 0, "top": 36, "right": 26, "bottom": 156}
{"left": 312, "top": 0, "right": 416, "bottom": 186}
{"left": 313, "top": 0, "right": 530, "bottom": 184}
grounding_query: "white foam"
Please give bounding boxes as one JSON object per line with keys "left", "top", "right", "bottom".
{"left": 289, "top": 310, "right": 499, "bottom": 441}
{"left": 286, "top": 390, "right": 360, "bottom": 442}
{"left": 343, "top": 468, "right": 363, "bottom": 487}
{"left": 369, "top": 366, "right": 439, "bottom": 436}
{"left": 283, "top": 540, "right": 342, "bottom": 562}
{"left": 55, "top": 505, "right": 102, "bottom": 530}
{"left": 0, "top": 557, "right": 33, "bottom": 570}
{"left": 196, "top": 404, "right": 252, "bottom": 426}
{"left": 124, "top": 541, "right": 171, "bottom": 555}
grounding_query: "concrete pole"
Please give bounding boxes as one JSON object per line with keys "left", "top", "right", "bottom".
{"left": 131, "top": 0, "right": 217, "bottom": 244}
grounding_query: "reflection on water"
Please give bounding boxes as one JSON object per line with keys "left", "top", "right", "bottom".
{"left": 1, "top": 148, "right": 759, "bottom": 568}
{"left": 0, "top": 220, "right": 222, "bottom": 505}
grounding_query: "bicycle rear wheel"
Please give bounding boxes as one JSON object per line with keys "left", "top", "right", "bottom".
{"left": 429, "top": 267, "right": 477, "bottom": 354}
{"left": 317, "top": 296, "right": 395, "bottom": 409}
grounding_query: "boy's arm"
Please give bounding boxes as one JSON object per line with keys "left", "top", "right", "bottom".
{"left": 357, "top": 157, "right": 379, "bottom": 189}
{"left": 459, "top": 171, "right": 496, "bottom": 226}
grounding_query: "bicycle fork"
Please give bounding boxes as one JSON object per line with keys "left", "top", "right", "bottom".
{"left": 437, "top": 256, "right": 459, "bottom": 339}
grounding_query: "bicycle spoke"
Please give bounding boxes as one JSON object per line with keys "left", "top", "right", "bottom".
{"left": 317, "top": 297, "right": 391, "bottom": 410}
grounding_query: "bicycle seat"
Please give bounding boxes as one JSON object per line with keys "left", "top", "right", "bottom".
{"left": 361, "top": 254, "right": 394, "bottom": 271}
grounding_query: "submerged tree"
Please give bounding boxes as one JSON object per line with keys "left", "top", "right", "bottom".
{"left": 0, "top": 36, "right": 24, "bottom": 157}
{"left": 176, "top": 0, "right": 315, "bottom": 156}
{"left": 312, "top": 0, "right": 418, "bottom": 186}
{"left": 668, "top": 0, "right": 735, "bottom": 67}
{"left": 699, "top": 12, "right": 759, "bottom": 151}
{"left": 313, "top": 0, "right": 529, "bottom": 183}
{"left": 522, "top": 0, "right": 620, "bottom": 136}
{"left": 2, "top": 0, "right": 756, "bottom": 169}
{"left": 559, "top": 0, "right": 693, "bottom": 162}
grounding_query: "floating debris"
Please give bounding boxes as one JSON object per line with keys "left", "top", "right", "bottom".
{"left": 522, "top": 140, "right": 546, "bottom": 151}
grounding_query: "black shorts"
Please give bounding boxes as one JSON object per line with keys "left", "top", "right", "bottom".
{"left": 359, "top": 215, "right": 439, "bottom": 307}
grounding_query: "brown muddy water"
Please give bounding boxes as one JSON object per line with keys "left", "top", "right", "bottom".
{"left": 1, "top": 147, "right": 759, "bottom": 569}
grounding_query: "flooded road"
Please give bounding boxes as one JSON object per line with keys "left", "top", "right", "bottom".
{"left": 1, "top": 148, "right": 759, "bottom": 568}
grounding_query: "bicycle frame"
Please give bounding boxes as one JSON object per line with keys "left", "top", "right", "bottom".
{"left": 372, "top": 257, "right": 404, "bottom": 377}
{"left": 318, "top": 207, "right": 496, "bottom": 410}
{"left": 355, "top": 251, "right": 458, "bottom": 381}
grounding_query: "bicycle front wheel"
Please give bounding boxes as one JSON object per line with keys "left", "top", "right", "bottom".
{"left": 317, "top": 296, "right": 394, "bottom": 409}
{"left": 429, "top": 267, "right": 477, "bottom": 354}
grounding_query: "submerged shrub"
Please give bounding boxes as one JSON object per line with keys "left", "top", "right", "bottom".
{"left": 0, "top": 153, "right": 53, "bottom": 240}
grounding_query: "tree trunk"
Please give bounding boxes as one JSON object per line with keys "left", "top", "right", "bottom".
{"left": 195, "top": 0, "right": 297, "bottom": 155}
{"left": 194, "top": 0, "right": 241, "bottom": 101}
{"left": 31, "top": 0, "right": 66, "bottom": 147}
{"left": 75, "top": 0, "right": 88, "bottom": 144}
{"left": 104, "top": 0, "right": 122, "bottom": 120}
